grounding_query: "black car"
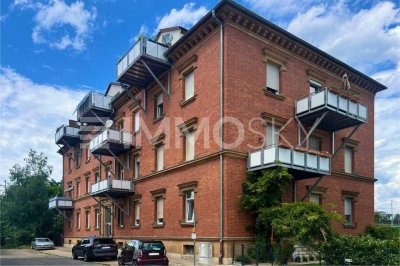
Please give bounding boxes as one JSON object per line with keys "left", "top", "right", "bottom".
{"left": 72, "top": 237, "right": 118, "bottom": 262}
{"left": 118, "top": 240, "right": 169, "bottom": 265}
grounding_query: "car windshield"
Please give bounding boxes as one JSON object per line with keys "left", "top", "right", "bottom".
{"left": 37, "top": 238, "right": 51, "bottom": 242}
{"left": 140, "top": 242, "right": 165, "bottom": 251}
{"left": 94, "top": 238, "right": 116, "bottom": 245}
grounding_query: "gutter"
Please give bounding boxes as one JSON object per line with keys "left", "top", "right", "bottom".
{"left": 212, "top": 9, "right": 225, "bottom": 265}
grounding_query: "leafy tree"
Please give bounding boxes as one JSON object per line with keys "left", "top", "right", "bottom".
{"left": 0, "top": 150, "right": 63, "bottom": 247}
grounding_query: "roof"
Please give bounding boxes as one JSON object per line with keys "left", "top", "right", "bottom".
{"left": 155, "top": 26, "right": 188, "bottom": 41}
{"left": 165, "top": 0, "right": 387, "bottom": 93}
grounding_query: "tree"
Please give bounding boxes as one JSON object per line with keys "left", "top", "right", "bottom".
{"left": 0, "top": 150, "right": 63, "bottom": 247}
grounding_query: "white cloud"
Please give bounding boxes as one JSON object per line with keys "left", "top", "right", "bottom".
{"left": 0, "top": 67, "right": 86, "bottom": 184}
{"left": 155, "top": 2, "right": 208, "bottom": 33}
{"left": 130, "top": 25, "right": 149, "bottom": 43}
{"left": 286, "top": 1, "right": 400, "bottom": 73}
{"left": 20, "top": 0, "right": 97, "bottom": 52}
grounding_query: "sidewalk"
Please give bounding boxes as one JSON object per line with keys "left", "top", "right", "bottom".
{"left": 39, "top": 245, "right": 206, "bottom": 266}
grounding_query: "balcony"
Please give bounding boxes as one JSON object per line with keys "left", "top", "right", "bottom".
{"left": 89, "top": 129, "right": 133, "bottom": 156}
{"left": 55, "top": 125, "right": 80, "bottom": 146}
{"left": 116, "top": 37, "right": 170, "bottom": 87}
{"left": 76, "top": 92, "right": 113, "bottom": 125}
{"left": 248, "top": 145, "right": 331, "bottom": 179}
{"left": 90, "top": 179, "right": 134, "bottom": 198}
{"left": 295, "top": 88, "right": 367, "bottom": 131}
{"left": 48, "top": 196, "right": 73, "bottom": 210}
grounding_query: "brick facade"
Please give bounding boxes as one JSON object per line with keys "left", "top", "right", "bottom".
{"left": 57, "top": 1, "right": 385, "bottom": 263}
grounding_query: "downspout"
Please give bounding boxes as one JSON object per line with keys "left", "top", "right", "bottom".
{"left": 212, "top": 9, "right": 224, "bottom": 265}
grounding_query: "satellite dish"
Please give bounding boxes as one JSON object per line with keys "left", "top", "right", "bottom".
{"left": 162, "top": 33, "right": 173, "bottom": 46}
{"left": 105, "top": 120, "right": 113, "bottom": 128}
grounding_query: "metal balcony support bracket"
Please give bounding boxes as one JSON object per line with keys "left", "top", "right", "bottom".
{"left": 301, "top": 176, "right": 324, "bottom": 202}
{"left": 108, "top": 149, "right": 131, "bottom": 173}
{"left": 332, "top": 124, "right": 361, "bottom": 158}
{"left": 103, "top": 193, "right": 130, "bottom": 216}
{"left": 299, "top": 111, "right": 328, "bottom": 147}
{"left": 54, "top": 208, "right": 72, "bottom": 222}
{"left": 94, "top": 155, "right": 119, "bottom": 179}
{"left": 167, "top": 70, "right": 171, "bottom": 95}
{"left": 140, "top": 59, "right": 169, "bottom": 96}
{"left": 121, "top": 85, "right": 146, "bottom": 112}
{"left": 91, "top": 195, "right": 108, "bottom": 209}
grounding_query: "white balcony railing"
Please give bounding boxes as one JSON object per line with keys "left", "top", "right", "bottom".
{"left": 116, "top": 37, "right": 169, "bottom": 78}
{"left": 295, "top": 88, "right": 367, "bottom": 121}
{"left": 248, "top": 145, "right": 331, "bottom": 174}
{"left": 89, "top": 129, "right": 133, "bottom": 152}
{"left": 76, "top": 92, "right": 113, "bottom": 119}
{"left": 90, "top": 179, "right": 133, "bottom": 194}
{"left": 48, "top": 196, "right": 73, "bottom": 209}
{"left": 55, "top": 125, "right": 80, "bottom": 144}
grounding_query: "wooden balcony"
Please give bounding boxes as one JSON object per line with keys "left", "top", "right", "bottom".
{"left": 55, "top": 125, "right": 80, "bottom": 146}
{"left": 116, "top": 37, "right": 170, "bottom": 87}
{"left": 90, "top": 179, "right": 134, "bottom": 198}
{"left": 48, "top": 196, "right": 73, "bottom": 210}
{"left": 248, "top": 145, "right": 331, "bottom": 179}
{"left": 89, "top": 129, "right": 133, "bottom": 156}
{"left": 295, "top": 88, "right": 367, "bottom": 131}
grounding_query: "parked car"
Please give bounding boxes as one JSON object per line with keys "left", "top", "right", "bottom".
{"left": 118, "top": 240, "right": 169, "bottom": 265}
{"left": 31, "top": 238, "right": 55, "bottom": 250}
{"left": 72, "top": 236, "right": 118, "bottom": 262}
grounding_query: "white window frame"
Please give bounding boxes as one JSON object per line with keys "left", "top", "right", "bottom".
{"left": 344, "top": 197, "right": 353, "bottom": 225}
{"left": 266, "top": 62, "right": 280, "bottom": 94}
{"left": 156, "top": 93, "right": 163, "bottom": 118}
{"left": 134, "top": 112, "right": 140, "bottom": 132}
{"left": 118, "top": 208, "right": 124, "bottom": 227}
{"left": 184, "top": 70, "right": 195, "bottom": 100}
{"left": 134, "top": 201, "right": 140, "bottom": 226}
{"left": 309, "top": 135, "right": 321, "bottom": 151}
{"left": 86, "top": 147, "right": 90, "bottom": 161}
{"left": 266, "top": 123, "right": 280, "bottom": 146}
{"left": 185, "top": 191, "right": 195, "bottom": 223}
{"left": 95, "top": 209, "right": 100, "bottom": 229}
{"left": 185, "top": 131, "right": 195, "bottom": 161}
{"left": 76, "top": 213, "right": 81, "bottom": 229}
{"left": 76, "top": 182, "right": 80, "bottom": 197}
{"left": 85, "top": 175, "right": 90, "bottom": 194}
{"left": 310, "top": 80, "right": 322, "bottom": 94}
{"left": 156, "top": 145, "right": 164, "bottom": 171}
{"left": 85, "top": 210, "right": 90, "bottom": 229}
{"left": 134, "top": 157, "right": 140, "bottom": 179}
{"left": 309, "top": 193, "right": 321, "bottom": 205}
{"left": 95, "top": 172, "right": 100, "bottom": 183}
{"left": 344, "top": 147, "right": 353, "bottom": 173}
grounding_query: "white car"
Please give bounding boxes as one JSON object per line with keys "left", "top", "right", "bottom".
{"left": 31, "top": 238, "right": 55, "bottom": 250}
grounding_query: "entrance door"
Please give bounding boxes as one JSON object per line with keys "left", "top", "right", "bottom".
{"left": 105, "top": 207, "right": 112, "bottom": 236}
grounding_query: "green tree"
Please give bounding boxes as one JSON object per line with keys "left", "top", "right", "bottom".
{"left": 0, "top": 150, "right": 63, "bottom": 247}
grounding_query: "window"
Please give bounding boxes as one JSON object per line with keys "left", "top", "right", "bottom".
{"left": 134, "top": 201, "right": 140, "bottom": 226}
{"left": 85, "top": 175, "right": 90, "bottom": 194}
{"left": 86, "top": 147, "right": 90, "bottom": 162}
{"left": 76, "top": 212, "right": 81, "bottom": 229}
{"left": 116, "top": 119, "right": 124, "bottom": 130}
{"left": 267, "top": 62, "right": 280, "bottom": 94}
{"left": 184, "top": 70, "right": 195, "bottom": 100}
{"left": 344, "top": 197, "right": 353, "bottom": 225}
{"left": 95, "top": 172, "right": 100, "bottom": 183}
{"left": 117, "top": 164, "right": 124, "bottom": 180}
{"left": 68, "top": 157, "right": 72, "bottom": 172}
{"left": 309, "top": 194, "right": 321, "bottom": 205}
{"left": 266, "top": 124, "right": 280, "bottom": 146}
{"left": 185, "top": 191, "right": 195, "bottom": 223}
{"left": 156, "top": 145, "right": 164, "bottom": 171}
{"left": 76, "top": 181, "right": 80, "bottom": 198}
{"left": 185, "top": 131, "right": 195, "bottom": 161}
{"left": 310, "top": 80, "right": 322, "bottom": 94}
{"left": 85, "top": 210, "right": 90, "bottom": 229}
{"left": 134, "top": 157, "right": 140, "bottom": 179}
{"left": 134, "top": 112, "right": 140, "bottom": 132}
{"left": 95, "top": 209, "right": 100, "bottom": 229}
{"left": 155, "top": 93, "right": 164, "bottom": 119}
{"left": 106, "top": 167, "right": 112, "bottom": 179}
{"left": 344, "top": 147, "right": 353, "bottom": 173}
{"left": 156, "top": 197, "right": 164, "bottom": 225}
{"left": 118, "top": 208, "right": 124, "bottom": 227}
{"left": 76, "top": 149, "right": 81, "bottom": 168}
{"left": 309, "top": 136, "right": 321, "bottom": 151}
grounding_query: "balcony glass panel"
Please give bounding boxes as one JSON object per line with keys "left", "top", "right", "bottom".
{"left": 91, "top": 179, "right": 133, "bottom": 196}
{"left": 310, "top": 91, "right": 325, "bottom": 109}
{"left": 48, "top": 196, "right": 73, "bottom": 209}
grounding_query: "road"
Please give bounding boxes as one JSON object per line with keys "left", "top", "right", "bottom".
{"left": 0, "top": 249, "right": 99, "bottom": 266}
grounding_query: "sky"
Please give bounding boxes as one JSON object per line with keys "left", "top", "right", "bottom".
{"left": 0, "top": 0, "right": 399, "bottom": 213}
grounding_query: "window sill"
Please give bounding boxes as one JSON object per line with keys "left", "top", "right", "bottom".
{"left": 343, "top": 223, "right": 357, "bottom": 228}
{"left": 76, "top": 228, "right": 81, "bottom": 231}
{"left": 117, "top": 225, "right": 124, "bottom": 229}
{"left": 180, "top": 221, "right": 195, "bottom": 227}
{"left": 179, "top": 94, "right": 197, "bottom": 107}
{"left": 153, "top": 115, "right": 165, "bottom": 124}
{"left": 134, "top": 129, "right": 141, "bottom": 136}
{"left": 131, "top": 225, "right": 141, "bottom": 229}
{"left": 85, "top": 159, "right": 90, "bottom": 164}
{"left": 85, "top": 227, "right": 91, "bottom": 231}
{"left": 94, "top": 227, "right": 99, "bottom": 231}
{"left": 152, "top": 223, "right": 165, "bottom": 228}
{"left": 262, "top": 88, "right": 285, "bottom": 101}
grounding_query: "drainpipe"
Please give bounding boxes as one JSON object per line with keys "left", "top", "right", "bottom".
{"left": 212, "top": 9, "right": 224, "bottom": 265}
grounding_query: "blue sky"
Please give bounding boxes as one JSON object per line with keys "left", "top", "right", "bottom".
{"left": 1, "top": 0, "right": 399, "bottom": 213}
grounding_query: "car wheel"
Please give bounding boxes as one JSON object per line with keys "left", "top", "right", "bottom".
{"left": 83, "top": 252, "right": 90, "bottom": 262}
{"left": 72, "top": 251, "right": 78, "bottom": 260}
{"left": 118, "top": 257, "right": 124, "bottom": 265}
{"left": 31, "top": 245, "right": 34, "bottom": 249}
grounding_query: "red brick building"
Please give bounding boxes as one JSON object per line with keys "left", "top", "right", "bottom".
{"left": 49, "top": 0, "right": 386, "bottom": 263}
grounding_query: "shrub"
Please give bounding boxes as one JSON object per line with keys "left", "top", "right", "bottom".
{"left": 366, "top": 224, "right": 400, "bottom": 240}
{"left": 309, "top": 254, "right": 315, "bottom": 261}
{"left": 321, "top": 234, "right": 400, "bottom": 265}
{"left": 302, "top": 255, "right": 309, "bottom": 262}
{"left": 294, "top": 256, "right": 301, "bottom": 262}
{"left": 235, "top": 255, "right": 252, "bottom": 264}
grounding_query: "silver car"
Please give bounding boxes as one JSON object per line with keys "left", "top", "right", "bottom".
{"left": 31, "top": 238, "right": 55, "bottom": 250}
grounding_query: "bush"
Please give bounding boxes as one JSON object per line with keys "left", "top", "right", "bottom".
{"left": 275, "top": 240, "right": 295, "bottom": 265}
{"left": 321, "top": 234, "right": 400, "bottom": 265}
{"left": 294, "top": 256, "right": 301, "bottom": 262}
{"left": 309, "top": 255, "right": 315, "bottom": 261}
{"left": 247, "top": 235, "right": 272, "bottom": 263}
{"left": 302, "top": 256, "right": 309, "bottom": 262}
{"left": 235, "top": 255, "right": 252, "bottom": 264}
{"left": 366, "top": 224, "right": 400, "bottom": 240}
